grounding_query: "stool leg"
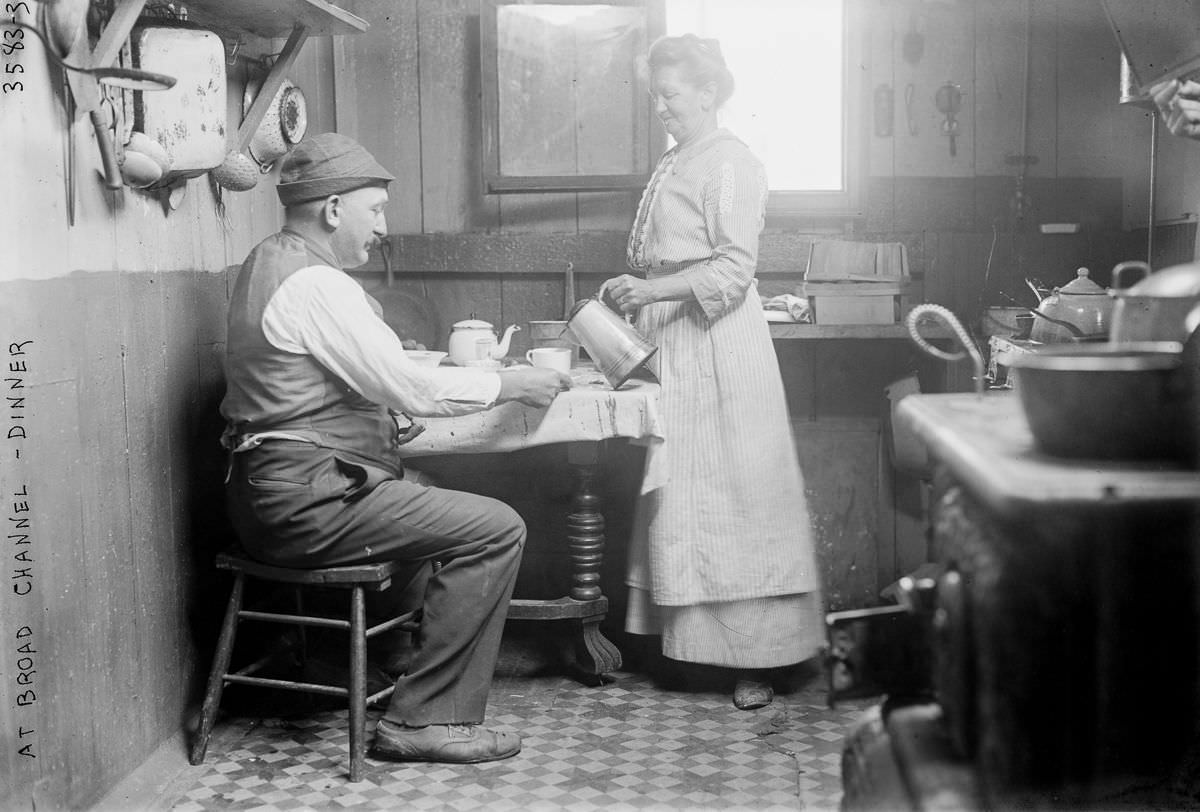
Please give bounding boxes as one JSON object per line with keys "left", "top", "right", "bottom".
{"left": 190, "top": 573, "right": 245, "bottom": 766}
{"left": 349, "top": 584, "right": 367, "bottom": 782}
{"left": 293, "top": 586, "right": 307, "bottom": 668}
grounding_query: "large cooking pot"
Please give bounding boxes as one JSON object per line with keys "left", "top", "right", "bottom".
{"left": 1110, "top": 260, "right": 1200, "bottom": 344}
{"left": 1029, "top": 267, "right": 1112, "bottom": 343}
{"left": 1007, "top": 341, "right": 1192, "bottom": 462}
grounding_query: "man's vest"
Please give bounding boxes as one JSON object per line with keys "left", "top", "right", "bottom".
{"left": 220, "top": 229, "right": 403, "bottom": 474}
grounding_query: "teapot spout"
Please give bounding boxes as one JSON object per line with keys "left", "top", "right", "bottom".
{"left": 492, "top": 324, "right": 521, "bottom": 358}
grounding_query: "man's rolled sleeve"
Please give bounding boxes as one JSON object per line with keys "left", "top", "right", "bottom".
{"left": 263, "top": 267, "right": 501, "bottom": 417}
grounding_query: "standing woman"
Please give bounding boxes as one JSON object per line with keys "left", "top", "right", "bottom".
{"left": 602, "top": 34, "right": 823, "bottom": 710}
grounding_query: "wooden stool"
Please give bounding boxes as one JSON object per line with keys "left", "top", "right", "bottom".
{"left": 190, "top": 551, "right": 420, "bottom": 781}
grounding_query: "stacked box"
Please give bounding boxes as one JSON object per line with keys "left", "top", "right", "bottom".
{"left": 800, "top": 279, "right": 924, "bottom": 325}
{"left": 800, "top": 241, "right": 918, "bottom": 325}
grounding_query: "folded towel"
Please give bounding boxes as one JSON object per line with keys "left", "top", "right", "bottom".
{"left": 761, "top": 294, "right": 812, "bottom": 323}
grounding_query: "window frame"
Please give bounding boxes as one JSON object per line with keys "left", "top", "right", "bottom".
{"left": 762, "top": 0, "right": 868, "bottom": 219}
{"left": 479, "top": 0, "right": 667, "bottom": 194}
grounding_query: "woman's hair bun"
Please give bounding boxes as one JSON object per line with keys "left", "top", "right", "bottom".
{"left": 699, "top": 37, "right": 725, "bottom": 65}
{"left": 647, "top": 33, "right": 735, "bottom": 107}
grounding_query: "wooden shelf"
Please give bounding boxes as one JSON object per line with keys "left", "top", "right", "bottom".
{"left": 183, "top": 0, "right": 367, "bottom": 39}
{"left": 769, "top": 322, "right": 952, "bottom": 340}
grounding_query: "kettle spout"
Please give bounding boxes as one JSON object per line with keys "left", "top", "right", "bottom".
{"left": 492, "top": 324, "right": 521, "bottom": 358}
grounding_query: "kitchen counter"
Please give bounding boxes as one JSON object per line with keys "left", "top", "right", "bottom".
{"left": 895, "top": 392, "right": 1200, "bottom": 517}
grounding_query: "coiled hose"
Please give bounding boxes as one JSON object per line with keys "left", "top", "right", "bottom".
{"left": 905, "top": 304, "right": 985, "bottom": 397}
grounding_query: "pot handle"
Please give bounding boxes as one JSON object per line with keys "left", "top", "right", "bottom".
{"left": 1112, "top": 261, "right": 1151, "bottom": 291}
{"left": 1027, "top": 307, "right": 1087, "bottom": 339}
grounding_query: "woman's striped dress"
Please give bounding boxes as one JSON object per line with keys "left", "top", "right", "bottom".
{"left": 624, "top": 128, "right": 824, "bottom": 669}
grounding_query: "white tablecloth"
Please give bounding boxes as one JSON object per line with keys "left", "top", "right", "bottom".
{"left": 399, "top": 365, "right": 667, "bottom": 493}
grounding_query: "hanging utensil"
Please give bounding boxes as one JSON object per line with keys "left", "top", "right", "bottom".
{"left": 370, "top": 240, "right": 441, "bottom": 350}
{"left": 904, "top": 83, "right": 918, "bottom": 136}
{"left": 935, "top": 81, "right": 962, "bottom": 157}
{"left": 42, "top": 0, "right": 87, "bottom": 58}
{"left": 244, "top": 76, "right": 307, "bottom": 172}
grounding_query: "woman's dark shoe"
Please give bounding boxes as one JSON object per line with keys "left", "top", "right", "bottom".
{"left": 733, "top": 678, "right": 774, "bottom": 710}
{"left": 371, "top": 720, "right": 521, "bottom": 763}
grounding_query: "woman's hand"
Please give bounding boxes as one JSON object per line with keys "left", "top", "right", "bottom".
{"left": 1151, "top": 78, "right": 1200, "bottom": 139}
{"left": 599, "top": 274, "right": 656, "bottom": 314}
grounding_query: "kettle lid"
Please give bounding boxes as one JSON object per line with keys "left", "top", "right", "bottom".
{"left": 452, "top": 317, "right": 494, "bottom": 330}
{"left": 1058, "top": 267, "right": 1107, "bottom": 296}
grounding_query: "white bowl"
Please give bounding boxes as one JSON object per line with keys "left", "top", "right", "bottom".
{"left": 404, "top": 350, "right": 447, "bottom": 368}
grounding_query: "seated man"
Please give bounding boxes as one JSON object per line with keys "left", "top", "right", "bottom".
{"left": 219, "top": 132, "right": 570, "bottom": 764}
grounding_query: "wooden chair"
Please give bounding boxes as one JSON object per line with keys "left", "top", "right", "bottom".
{"left": 189, "top": 550, "right": 421, "bottom": 781}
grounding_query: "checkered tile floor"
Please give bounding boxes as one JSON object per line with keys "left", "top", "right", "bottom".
{"left": 156, "top": 636, "right": 871, "bottom": 811}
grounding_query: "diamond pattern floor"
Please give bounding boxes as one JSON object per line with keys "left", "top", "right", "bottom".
{"left": 152, "top": 634, "right": 871, "bottom": 811}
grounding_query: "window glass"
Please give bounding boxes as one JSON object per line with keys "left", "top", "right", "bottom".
{"left": 665, "top": 0, "right": 853, "bottom": 200}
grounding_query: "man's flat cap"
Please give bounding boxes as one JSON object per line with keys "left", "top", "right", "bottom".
{"left": 276, "top": 133, "right": 395, "bottom": 206}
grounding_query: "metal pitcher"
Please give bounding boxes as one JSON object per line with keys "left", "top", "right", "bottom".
{"left": 1110, "top": 260, "right": 1200, "bottom": 344}
{"left": 566, "top": 298, "right": 657, "bottom": 389}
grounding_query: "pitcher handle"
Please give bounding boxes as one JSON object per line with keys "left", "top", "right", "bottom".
{"left": 1112, "top": 261, "right": 1151, "bottom": 291}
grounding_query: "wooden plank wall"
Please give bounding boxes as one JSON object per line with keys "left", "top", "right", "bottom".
{"left": 0, "top": 20, "right": 336, "bottom": 810}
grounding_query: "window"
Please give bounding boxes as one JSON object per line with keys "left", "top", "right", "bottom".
{"left": 480, "top": 1, "right": 666, "bottom": 193}
{"left": 479, "top": 0, "right": 864, "bottom": 214}
{"left": 664, "top": 0, "right": 866, "bottom": 216}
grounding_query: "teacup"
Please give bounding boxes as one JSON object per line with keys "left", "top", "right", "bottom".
{"left": 526, "top": 346, "right": 572, "bottom": 374}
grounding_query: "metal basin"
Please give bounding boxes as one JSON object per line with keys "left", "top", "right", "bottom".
{"left": 1007, "top": 342, "right": 1193, "bottom": 462}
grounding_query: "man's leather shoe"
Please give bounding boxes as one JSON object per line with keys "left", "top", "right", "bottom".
{"left": 371, "top": 720, "right": 521, "bottom": 763}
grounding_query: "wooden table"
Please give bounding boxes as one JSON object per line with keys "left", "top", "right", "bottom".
{"left": 399, "top": 365, "right": 664, "bottom": 679}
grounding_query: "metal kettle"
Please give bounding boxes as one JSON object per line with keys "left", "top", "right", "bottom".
{"left": 1029, "top": 267, "right": 1112, "bottom": 343}
{"left": 447, "top": 317, "right": 520, "bottom": 365}
{"left": 565, "top": 298, "right": 657, "bottom": 389}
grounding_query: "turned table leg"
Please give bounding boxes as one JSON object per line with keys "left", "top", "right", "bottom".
{"left": 506, "top": 442, "right": 623, "bottom": 679}
{"left": 565, "top": 442, "right": 622, "bottom": 676}
{"left": 566, "top": 443, "right": 605, "bottom": 601}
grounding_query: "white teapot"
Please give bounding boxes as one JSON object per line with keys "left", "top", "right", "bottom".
{"left": 447, "top": 317, "right": 520, "bottom": 365}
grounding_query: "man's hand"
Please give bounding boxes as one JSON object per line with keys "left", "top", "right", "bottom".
{"left": 496, "top": 366, "right": 571, "bottom": 407}
{"left": 1151, "top": 78, "right": 1200, "bottom": 139}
